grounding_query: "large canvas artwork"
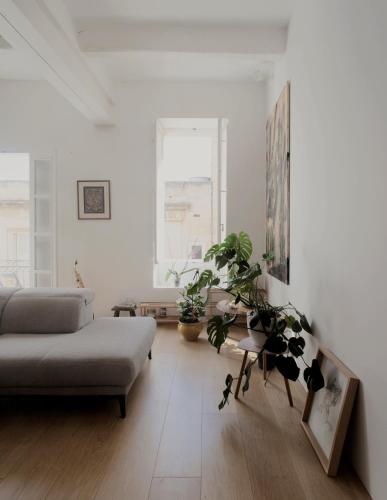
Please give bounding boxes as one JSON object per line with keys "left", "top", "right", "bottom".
{"left": 266, "top": 82, "right": 290, "bottom": 284}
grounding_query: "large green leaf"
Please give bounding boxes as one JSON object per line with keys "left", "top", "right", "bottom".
{"left": 207, "top": 315, "right": 236, "bottom": 351}
{"left": 224, "top": 232, "right": 238, "bottom": 248}
{"left": 215, "top": 254, "right": 230, "bottom": 270}
{"left": 304, "top": 359, "right": 324, "bottom": 391}
{"left": 291, "top": 320, "right": 302, "bottom": 333}
{"left": 204, "top": 244, "right": 220, "bottom": 262}
{"left": 237, "top": 231, "right": 253, "bottom": 261}
{"left": 187, "top": 269, "right": 219, "bottom": 295}
{"left": 227, "top": 262, "right": 262, "bottom": 288}
{"left": 242, "top": 358, "right": 258, "bottom": 394}
{"left": 275, "top": 355, "right": 300, "bottom": 381}
{"left": 288, "top": 337, "right": 305, "bottom": 357}
{"left": 218, "top": 373, "right": 234, "bottom": 410}
{"left": 264, "top": 335, "right": 287, "bottom": 354}
{"left": 300, "top": 315, "right": 313, "bottom": 334}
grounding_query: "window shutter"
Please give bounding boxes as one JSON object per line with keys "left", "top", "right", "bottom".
{"left": 219, "top": 118, "right": 228, "bottom": 241}
{"left": 30, "top": 156, "right": 56, "bottom": 287}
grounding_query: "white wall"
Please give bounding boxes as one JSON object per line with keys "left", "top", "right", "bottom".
{"left": 266, "top": 1, "right": 387, "bottom": 498}
{"left": 0, "top": 80, "right": 266, "bottom": 315}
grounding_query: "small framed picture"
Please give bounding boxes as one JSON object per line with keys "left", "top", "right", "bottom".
{"left": 77, "top": 180, "right": 111, "bottom": 220}
{"left": 301, "top": 347, "right": 359, "bottom": 476}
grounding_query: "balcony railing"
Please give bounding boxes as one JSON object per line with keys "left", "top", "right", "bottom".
{"left": 0, "top": 259, "right": 31, "bottom": 287}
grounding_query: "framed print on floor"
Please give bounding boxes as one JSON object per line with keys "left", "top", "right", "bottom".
{"left": 301, "top": 346, "right": 359, "bottom": 476}
{"left": 77, "top": 180, "right": 111, "bottom": 220}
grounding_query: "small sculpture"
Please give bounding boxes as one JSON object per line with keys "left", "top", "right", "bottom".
{"left": 74, "top": 260, "right": 85, "bottom": 288}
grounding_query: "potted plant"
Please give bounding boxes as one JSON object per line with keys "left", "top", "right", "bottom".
{"left": 177, "top": 269, "right": 219, "bottom": 341}
{"left": 202, "top": 231, "right": 271, "bottom": 347}
{"left": 194, "top": 232, "right": 325, "bottom": 408}
{"left": 166, "top": 260, "right": 197, "bottom": 288}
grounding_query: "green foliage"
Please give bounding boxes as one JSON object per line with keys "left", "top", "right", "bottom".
{"left": 242, "top": 358, "right": 258, "bottom": 394}
{"left": 200, "top": 231, "right": 326, "bottom": 411}
{"left": 300, "top": 315, "right": 313, "bottom": 334}
{"left": 177, "top": 268, "right": 219, "bottom": 324}
{"left": 173, "top": 231, "right": 323, "bottom": 410}
{"left": 262, "top": 251, "right": 274, "bottom": 262}
{"left": 187, "top": 269, "right": 220, "bottom": 295}
{"left": 207, "top": 315, "right": 237, "bottom": 352}
{"left": 204, "top": 231, "right": 253, "bottom": 270}
{"left": 177, "top": 293, "right": 206, "bottom": 323}
{"left": 177, "top": 272, "right": 204, "bottom": 323}
{"left": 166, "top": 262, "right": 197, "bottom": 286}
{"left": 218, "top": 374, "right": 235, "bottom": 410}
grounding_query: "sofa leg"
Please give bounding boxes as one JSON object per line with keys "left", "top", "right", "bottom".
{"left": 148, "top": 350, "right": 152, "bottom": 360}
{"left": 118, "top": 395, "right": 127, "bottom": 418}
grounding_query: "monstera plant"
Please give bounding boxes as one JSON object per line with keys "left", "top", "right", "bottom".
{"left": 193, "top": 232, "right": 325, "bottom": 409}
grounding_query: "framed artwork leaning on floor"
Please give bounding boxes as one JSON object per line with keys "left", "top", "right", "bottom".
{"left": 301, "top": 346, "right": 359, "bottom": 476}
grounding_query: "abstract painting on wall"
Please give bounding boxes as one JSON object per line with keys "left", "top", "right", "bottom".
{"left": 266, "top": 82, "right": 290, "bottom": 284}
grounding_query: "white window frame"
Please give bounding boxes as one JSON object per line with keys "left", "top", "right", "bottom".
{"left": 30, "top": 154, "right": 57, "bottom": 287}
{"left": 154, "top": 118, "right": 227, "bottom": 288}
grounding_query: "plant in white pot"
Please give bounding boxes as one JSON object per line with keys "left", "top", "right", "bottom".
{"left": 201, "top": 231, "right": 272, "bottom": 348}
{"left": 193, "top": 232, "right": 325, "bottom": 408}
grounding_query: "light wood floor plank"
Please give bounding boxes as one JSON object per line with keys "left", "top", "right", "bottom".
{"left": 149, "top": 477, "right": 201, "bottom": 500}
{"left": 0, "top": 414, "right": 84, "bottom": 500}
{"left": 154, "top": 405, "right": 202, "bottom": 477}
{"left": 235, "top": 368, "right": 308, "bottom": 500}
{"left": 94, "top": 407, "right": 166, "bottom": 500}
{"left": 201, "top": 413, "right": 254, "bottom": 500}
{"left": 153, "top": 343, "right": 206, "bottom": 477}
{"left": 45, "top": 414, "right": 119, "bottom": 500}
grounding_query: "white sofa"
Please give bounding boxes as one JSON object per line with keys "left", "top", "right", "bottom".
{"left": 0, "top": 288, "right": 156, "bottom": 417}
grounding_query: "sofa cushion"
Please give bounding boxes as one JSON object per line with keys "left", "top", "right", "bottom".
{"left": 0, "top": 317, "right": 156, "bottom": 388}
{"left": 0, "top": 288, "right": 19, "bottom": 321}
{"left": 0, "top": 288, "right": 94, "bottom": 334}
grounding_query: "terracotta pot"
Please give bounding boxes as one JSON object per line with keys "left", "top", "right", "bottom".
{"left": 178, "top": 321, "right": 203, "bottom": 342}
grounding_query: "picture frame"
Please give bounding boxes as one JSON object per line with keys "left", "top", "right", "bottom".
{"left": 77, "top": 180, "right": 111, "bottom": 220}
{"left": 301, "top": 346, "right": 359, "bottom": 476}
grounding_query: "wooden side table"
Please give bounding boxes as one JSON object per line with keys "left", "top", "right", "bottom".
{"left": 111, "top": 304, "right": 137, "bottom": 317}
{"left": 111, "top": 303, "right": 152, "bottom": 360}
{"left": 234, "top": 337, "right": 293, "bottom": 406}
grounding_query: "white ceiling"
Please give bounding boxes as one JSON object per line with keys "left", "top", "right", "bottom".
{"left": 65, "top": 0, "right": 294, "bottom": 26}
{"left": 0, "top": 0, "right": 291, "bottom": 84}
{"left": 86, "top": 51, "right": 274, "bottom": 83}
{"left": 0, "top": 49, "right": 42, "bottom": 80}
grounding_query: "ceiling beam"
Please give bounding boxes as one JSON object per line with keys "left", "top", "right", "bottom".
{"left": 0, "top": 0, "right": 114, "bottom": 125}
{"left": 77, "top": 20, "right": 287, "bottom": 56}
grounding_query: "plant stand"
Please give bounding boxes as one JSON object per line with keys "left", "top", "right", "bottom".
{"left": 234, "top": 337, "right": 293, "bottom": 406}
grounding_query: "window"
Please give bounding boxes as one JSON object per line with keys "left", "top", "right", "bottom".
{"left": 154, "top": 118, "right": 227, "bottom": 288}
{"left": 0, "top": 153, "right": 55, "bottom": 288}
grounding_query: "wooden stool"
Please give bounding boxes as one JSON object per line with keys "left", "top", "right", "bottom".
{"left": 234, "top": 337, "right": 293, "bottom": 406}
{"left": 111, "top": 304, "right": 137, "bottom": 317}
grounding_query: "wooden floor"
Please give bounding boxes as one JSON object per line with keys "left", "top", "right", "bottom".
{"left": 0, "top": 326, "right": 369, "bottom": 500}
